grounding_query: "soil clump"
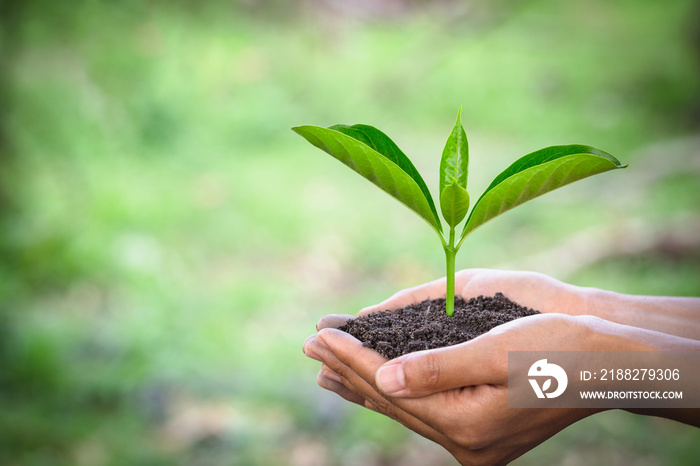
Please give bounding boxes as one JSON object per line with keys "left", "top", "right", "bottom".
{"left": 338, "top": 293, "right": 540, "bottom": 359}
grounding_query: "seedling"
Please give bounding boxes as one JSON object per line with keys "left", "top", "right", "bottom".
{"left": 293, "top": 109, "right": 626, "bottom": 316}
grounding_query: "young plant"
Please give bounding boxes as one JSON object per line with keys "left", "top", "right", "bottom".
{"left": 292, "top": 109, "right": 626, "bottom": 316}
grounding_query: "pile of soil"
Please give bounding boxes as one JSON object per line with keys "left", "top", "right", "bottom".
{"left": 338, "top": 293, "right": 540, "bottom": 359}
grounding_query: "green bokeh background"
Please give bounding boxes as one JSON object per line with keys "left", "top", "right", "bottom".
{"left": 1, "top": 1, "right": 699, "bottom": 464}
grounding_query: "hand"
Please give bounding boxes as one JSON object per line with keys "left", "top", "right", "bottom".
{"left": 305, "top": 313, "right": 615, "bottom": 465}
{"left": 303, "top": 269, "right": 700, "bottom": 464}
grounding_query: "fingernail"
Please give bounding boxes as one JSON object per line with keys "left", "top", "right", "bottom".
{"left": 376, "top": 363, "right": 405, "bottom": 394}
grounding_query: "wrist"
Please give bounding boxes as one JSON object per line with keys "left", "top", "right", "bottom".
{"left": 572, "top": 314, "right": 657, "bottom": 351}
{"left": 570, "top": 285, "right": 655, "bottom": 336}
{"left": 572, "top": 288, "right": 700, "bottom": 344}
{"left": 571, "top": 284, "right": 622, "bottom": 321}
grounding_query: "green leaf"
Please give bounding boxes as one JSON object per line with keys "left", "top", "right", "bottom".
{"left": 461, "top": 145, "right": 626, "bottom": 239}
{"left": 292, "top": 125, "right": 443, "bottom": 235}
{"left": 329, "top": 123, "right": 441, "bottom": 231}
{"left": 439, "top": 108, "right": 469, "bottom": 196}
{"left": 440, "top": 182, "right": 470, "bottom": 228}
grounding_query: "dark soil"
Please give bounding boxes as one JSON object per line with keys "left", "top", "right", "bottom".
{"left": 338, "top": 293, "right": 540, "bottom": 359}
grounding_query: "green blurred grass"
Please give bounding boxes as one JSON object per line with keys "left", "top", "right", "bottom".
{"left": 0, "top": 0, "right": 699, "bottom": 464}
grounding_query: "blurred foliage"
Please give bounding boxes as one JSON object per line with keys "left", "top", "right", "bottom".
{"left": 0, "top": 0, "right": 698, "bottom": 464}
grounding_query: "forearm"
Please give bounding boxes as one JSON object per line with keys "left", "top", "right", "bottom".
{"left": 585, "top": 312, "right": 700, "bottom": 351}
{"left": 587, "top": 316, "right": 700, "bottom": 427}
{"left": 575, "top": 287, "right": 700, "bottom": 340}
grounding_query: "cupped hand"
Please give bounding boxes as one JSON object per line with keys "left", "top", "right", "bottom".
{"left": 302, "top": 269, "right": 641, "bottom": 465}
{"left": 304, "top": 269, "right": 700, "bottom": 464}
{"left": 305, "top": 312, "right": 616, "bottom": 465}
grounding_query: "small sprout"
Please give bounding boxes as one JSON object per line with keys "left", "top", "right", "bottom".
{"left": 293, "top": 108, "right": 626, "bottom": 316}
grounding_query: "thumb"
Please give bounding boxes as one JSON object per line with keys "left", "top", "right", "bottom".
{"left": 374, "top": 336, "right": 507, "bottom": 397}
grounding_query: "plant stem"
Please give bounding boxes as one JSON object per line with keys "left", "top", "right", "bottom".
{"left": 444, "top": 226, "right": 456, "bottom": 317}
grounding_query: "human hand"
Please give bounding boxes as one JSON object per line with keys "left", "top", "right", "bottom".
{"left": 305, "top": 312, "right": 622, "bottom": 465}
{"left": 302, "top": 269, "right": 664, "bottom": 465}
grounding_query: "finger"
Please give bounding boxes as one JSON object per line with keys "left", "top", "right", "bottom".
{"left": 458, "top": 269, "right": 572, "bottom": 314}
{"left": 358, "top": 277, "right": 446, "bottom": 315}
{"left": 359, "top": 269, "right": 486, "bottom": 316}
{"left": 363, "top": 398, "right": 383, "bottom": 414}
{"left": 313, "top": 330, "right": 451, "bottom": 446}
{"left": 457, "top": 268, "right": 511, "bottom": 299}
{"left": 309, "top": 332, "right": 401, "bottom": 417}
{"left": 302, "top": 334, "right": 323, "bottom": 362}
{"left": 317, "top": 368, "right": 366, "bottom": 406}
{"left": 454, "top": 268, "right": 490, "bottom": 291}
{"left": 373, "top": 335, "right": 508, "bottom": 398}
{"left": 317, "top": 314, "right": 354, "bottom": 331}
{"left": 307, "top": 329, "right": 389, "bottom": 407}
{"left": 316, "top": 329, "right": 456, "bottom": 415}
{"left": 311, "top": 331, "right": 430, "bottom": 423}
